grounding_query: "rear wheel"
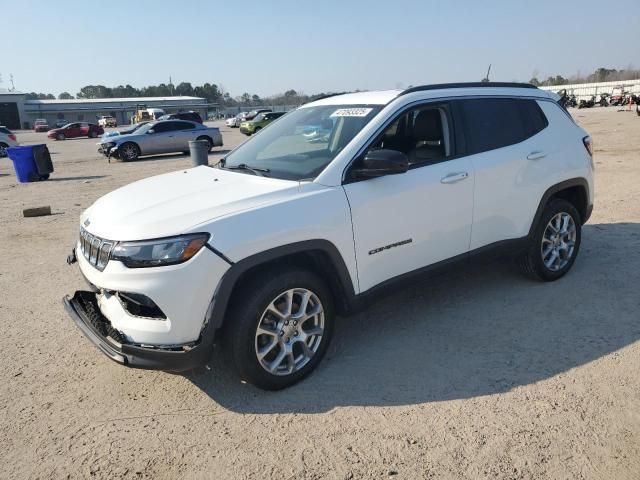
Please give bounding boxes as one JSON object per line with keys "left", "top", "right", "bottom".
{"left": 118, "top": 142, "right": 140, "bottom": 161}
{"left": 518, "top": 199, "right": 582, "bottom": 281}
{"left": 196, "top": 135, "right": 213, "bottom": 151}
{"left": 0, "top": 142, "right": 8, "bottom": 157}
{"left": 89, "top": 131, "right": 97, "bottom": 138}
{"left": 226, "top": 268, "right": 335, "bottom": 390}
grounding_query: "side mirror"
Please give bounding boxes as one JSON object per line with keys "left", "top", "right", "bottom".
{"left": 353, "top": 149, "right": 409, "bottom": 178}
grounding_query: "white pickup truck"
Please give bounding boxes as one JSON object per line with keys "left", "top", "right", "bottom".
{"left": 98, "top": 116, "right": 117, "bottom": 128}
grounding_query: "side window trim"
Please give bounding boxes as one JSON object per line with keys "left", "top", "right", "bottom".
{"left": 342, "top": 100, "right": 459, "bottom": 184}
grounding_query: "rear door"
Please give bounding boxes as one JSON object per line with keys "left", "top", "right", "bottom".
{"left": 172, "top": 121, "right": 198, "bottom": 151}
{"left": 455, "top": 97, "right": 551, "bottom": 249}
{"left": 65, "top": 123, "right": 81, "bottom": 137}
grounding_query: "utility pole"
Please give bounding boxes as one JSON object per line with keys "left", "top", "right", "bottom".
{"left": 9, "top": 74, "right": 15, "bottom": 91}
{"left": 169, "top": 76, "right": 173, "bottom": 95}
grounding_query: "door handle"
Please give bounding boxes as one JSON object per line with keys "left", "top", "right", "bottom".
{"left": 527, "top": 151, "right": 546, "bottom": 160}
{"left": 440, "top": 172, "right": 469, "bottom": 184}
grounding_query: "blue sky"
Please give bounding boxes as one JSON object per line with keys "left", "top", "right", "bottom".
{"left": 4, "top": 0, "right": 639, "bottom": 97}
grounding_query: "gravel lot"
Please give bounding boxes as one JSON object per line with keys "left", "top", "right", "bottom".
{"left": 1, "top": 110, "right": 639, "bottom": 479}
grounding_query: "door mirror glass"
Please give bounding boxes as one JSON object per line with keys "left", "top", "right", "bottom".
{"left": 354, "top": 149, "right": 409, "bottom": 178}
{"left": 147, "top": 129, "right": 154, "bottom": 134}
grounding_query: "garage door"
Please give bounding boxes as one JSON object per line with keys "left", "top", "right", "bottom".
{"left": 0, "top": 102, "right": 20, "bottom": 129}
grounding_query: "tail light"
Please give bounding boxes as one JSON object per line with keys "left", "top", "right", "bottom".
{"left": 582, "top": 136, "right": 593, "bottom": 156}
{"left": 8, "top": 134, "right": 16, "bottom": 141}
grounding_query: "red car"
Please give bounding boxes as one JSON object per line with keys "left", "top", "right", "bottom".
{"left": 47, "top": 122, "right": 104, "bottom": 140}
{"left": 34, "top": 119, "right": 50, "bottom": 132}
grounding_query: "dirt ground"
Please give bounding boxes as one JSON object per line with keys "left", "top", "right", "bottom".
{"left": 0, "top": 109, "right": 639, "bottom": 480}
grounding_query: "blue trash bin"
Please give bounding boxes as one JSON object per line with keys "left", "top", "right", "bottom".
{"left": 7, "top": 145, "right": 43, "bottom": 183}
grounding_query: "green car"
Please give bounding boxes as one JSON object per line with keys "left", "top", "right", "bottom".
{"left": 239, "top": 111, "right": 286, "bottom": 135}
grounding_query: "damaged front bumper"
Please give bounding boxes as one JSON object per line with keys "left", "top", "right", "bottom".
{"left": 63, "top": 290, "right": 216, "bottom": 371}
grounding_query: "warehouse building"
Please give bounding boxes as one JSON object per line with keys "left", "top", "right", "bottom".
{"left": 0, "top": 89, "right": 215, "bottom": 129}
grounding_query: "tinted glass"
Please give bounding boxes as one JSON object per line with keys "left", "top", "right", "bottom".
{"left": 460, "top": 98, "right": 525, "bottom": 154}
{"left": 175, "top": 121, "right": 195, "bottom": 130}
{"left": 520, "top": 99, "right": 549, "bottom": 137}
{"left": 152, "top": 121, "right": 178, "bottom": 133}
{"left": 0, "top": 127, "right": 11, "bottom": 134}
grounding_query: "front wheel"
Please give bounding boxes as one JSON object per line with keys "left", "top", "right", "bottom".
{"left": 118, "top": 142, "right": 140, "bottom": 161}
{"left": 518, "top": 199, "right": 582, "bottom": 281}
{"left": 57, "top": 133, "right": 65, "bottom": 141}
{"left": 226, "top": 268, "right": 335, "bottom": 390}
{"left": 0, "top": 142, "right": 8, "bottom": 157}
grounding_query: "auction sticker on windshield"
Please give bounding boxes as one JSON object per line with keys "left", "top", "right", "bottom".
{"left": 330, "top": 108, "right": 373, "bottom": 117}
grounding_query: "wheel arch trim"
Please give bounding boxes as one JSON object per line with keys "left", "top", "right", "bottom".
{"left": 204, "top": 240, "right": 356, "bottom": 331}
{"left": 528, "top": 177, "right": 591, "bottom": 238}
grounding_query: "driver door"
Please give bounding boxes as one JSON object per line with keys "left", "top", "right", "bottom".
{"left": 343, "top": 102, "right": 475, "bottom": 292}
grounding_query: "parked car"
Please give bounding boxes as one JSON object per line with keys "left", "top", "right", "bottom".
{"left": 159, "top": 111, "right": 203, "bottom": 124}
{"left": 34, "top": 119, "right": 50, "bottom": 132}
{"left": 48, "top": 122, "right": 104, "bottom": 140}
{"left": 64, "top": 83, "right": 594, "bottom": 390}
{"left": 226, "top": 112, "right": 248, "bottom": 128}
{"left": 55, "top": 119, "right": 68, "bottom": 128}
{"left": 244, "top": 108, "right": 272, "bottom": 121}
{"left": 101, "top": 121, "right": 150, "bottom": 140}
{"left": 97, "top": 119, "right": 222, "bottom": 160}
{"left": 98, "top": 116, "right": 117, "bottom": 128}
{"left": 240, "top": 111, "right": 286, "bottom": 135}
{"left": 0, "top": 126, "right": 19, "bottom": 157}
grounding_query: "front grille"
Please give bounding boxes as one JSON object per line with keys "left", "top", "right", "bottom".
{"left": 79, "top": 227, "right": 114, "bottom": 271}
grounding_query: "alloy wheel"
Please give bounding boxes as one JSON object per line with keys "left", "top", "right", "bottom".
{"left": 121, "top": 144, "right": 138, "bottom": 160}
{"left": 254, "top": 288, "right": 325, "bottom": 376}
{"left": 541, "top": 212, "right": 576, "bottom": 271}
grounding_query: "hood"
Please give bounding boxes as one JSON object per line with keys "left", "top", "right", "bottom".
{"left": 82, "top": 166, "right": 301, "bottom": 240}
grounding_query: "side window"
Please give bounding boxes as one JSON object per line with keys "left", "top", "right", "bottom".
{"left": 519, "top": 99, "right": 549, "bottom": 138}
{"left": 153, "top": 122, "right": 177, "bottom": 133}
{"left": 176, "top": 121, "right": 195, "bottom": 130}
{"left": 364, "top": 104, "right": 452, "bottom": 166}
{"left": 459, "top": 98, "right": 526, "bottom": 154}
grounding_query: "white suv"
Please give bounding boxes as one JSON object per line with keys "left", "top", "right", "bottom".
{"left": 64, "top": 83, "right": 594, "bottom": 390}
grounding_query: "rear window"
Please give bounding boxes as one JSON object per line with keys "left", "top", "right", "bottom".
{"left": 459, "top": 98, "right": 548, "bottom": 155}
{"left": 0, "top": 127, "right": 11, "bottom": 134}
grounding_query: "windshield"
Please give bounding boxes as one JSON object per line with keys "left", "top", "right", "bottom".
{"left": 134, "top": 122, "right": 156, "bottom": 134}
{"left": 222, "top": 104, "right": 382, "bottom": 181}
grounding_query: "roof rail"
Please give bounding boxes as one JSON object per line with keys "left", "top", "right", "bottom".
{"left": 400, "top": 82, "right": 538, "bottom": 96}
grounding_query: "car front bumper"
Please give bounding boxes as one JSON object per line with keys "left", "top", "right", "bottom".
{"left": 64, "top": 240, "right": 231, "bottom": 370}
{"left": 64, "top": 290, "right": 216, "bottom": 371}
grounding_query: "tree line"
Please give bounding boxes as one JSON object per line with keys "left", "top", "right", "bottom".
{"left": 529, "top": 66, "right": 640, "bottom": 87}
{"left": 23, "top": 83, "right": 349, "bottom": 107}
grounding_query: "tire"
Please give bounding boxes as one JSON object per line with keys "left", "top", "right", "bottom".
{"left": 89, "top": 131, "right": 97, "bottom": 138}
{"left": 0, "top": 142, "right": 8, "bottom": 158}
{"left": 225, "top": 267, "right": 335, "bottom": 390}
{"left": 57, "top": 133, "right": 65, "bottom": 141}
{"left": 118, "top": 142, "right": 140, "bottom": 161}
{"left": 518, "top": 199, "right": 582, "bottom": 282}
{"left": 196, "top": 135, "right": 213, "bottom": 151}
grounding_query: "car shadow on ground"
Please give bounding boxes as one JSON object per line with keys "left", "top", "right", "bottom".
{"left": 188, "top": 222, "right": 640, "bottom": 413}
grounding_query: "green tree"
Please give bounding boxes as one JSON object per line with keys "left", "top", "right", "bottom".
{"left": 175, "top": 82, "right": 194, "bottom": 96}
{"left": 58, "top": 92, "right": 73, "bottom": 99}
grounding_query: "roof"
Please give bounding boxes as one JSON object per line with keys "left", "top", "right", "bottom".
{"left": 25, "top": 96, "right": 205, "bottom": 104}
{"left": 304, "top": 90, "right": 402, "bottom": 106}
{"left": 304, "top": 83, "right": 548, "bottom": 108}
{"left": 0, "top": 88, "right": 24, "bottom": 95}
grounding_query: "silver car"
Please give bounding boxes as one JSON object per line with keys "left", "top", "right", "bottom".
{"left": 99, "top": 120, "right": 223, "bottom": 161}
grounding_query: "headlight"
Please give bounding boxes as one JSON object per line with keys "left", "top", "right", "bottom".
{"left": 103, "top": 142, "right": 116, "bottom": 148}
{"left": 111, "top": 233, "right": 210, "bottom": 268}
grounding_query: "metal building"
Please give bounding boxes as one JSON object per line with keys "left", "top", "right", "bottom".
{"left": 539, "top": 79, "right": 640, "bottom": 101}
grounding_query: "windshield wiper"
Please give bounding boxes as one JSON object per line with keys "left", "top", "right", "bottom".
{"left": 220, "top": 161, "right": 270, "bottom": 177}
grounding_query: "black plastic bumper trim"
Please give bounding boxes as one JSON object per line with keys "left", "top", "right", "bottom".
{"left": 63, "top": 291, "right": 215, "bottom": 372}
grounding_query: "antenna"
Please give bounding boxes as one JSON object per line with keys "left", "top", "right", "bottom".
{"left": 482, "top": 64, "right": 491, "bottom": 83}
{"left": 9, "top": 74, "right": 15, "bottom": 91}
